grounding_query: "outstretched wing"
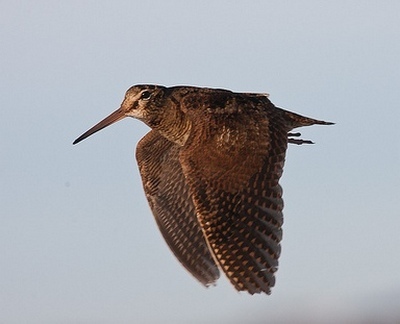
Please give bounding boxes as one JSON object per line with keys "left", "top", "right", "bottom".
{"left": 179, "top": 102, "right": 288, "bottom": 294}
{"left": 136, "top": 130, "right": 220, "bottom": 286}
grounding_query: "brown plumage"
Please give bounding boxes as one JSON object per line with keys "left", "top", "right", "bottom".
{"left": 73, "top": 85, "right": 333, "bottom": 294}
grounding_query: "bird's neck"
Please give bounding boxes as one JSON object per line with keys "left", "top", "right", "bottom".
{"left": 156, "top": 111, "right": 192, "bottom": 147}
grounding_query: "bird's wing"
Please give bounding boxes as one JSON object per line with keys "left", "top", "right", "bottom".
{"left": 136, "top": 130, "right": 220, "bottom": 286}
{"left": 179, "top": 105, "right": 287, "bottom": 294}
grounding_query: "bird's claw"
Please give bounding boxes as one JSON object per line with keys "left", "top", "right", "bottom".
{"left": 288, "top": 132, "right": 314, "bottom": 145}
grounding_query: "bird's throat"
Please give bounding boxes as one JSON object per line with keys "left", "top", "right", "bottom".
{"left": 158, "top": 117, "right": 192, "bottom": 147}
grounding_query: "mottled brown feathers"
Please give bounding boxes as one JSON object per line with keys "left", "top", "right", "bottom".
{"left": 73, "top": 84, "right": 333, "bottom": 294}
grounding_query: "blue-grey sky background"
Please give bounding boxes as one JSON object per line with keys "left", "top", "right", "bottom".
{"left": 1, "top": 1, "right": 399, "bottom": 323}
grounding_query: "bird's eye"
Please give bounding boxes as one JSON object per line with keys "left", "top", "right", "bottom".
{"left": 140, "top": 90, "right": 152, "bottom": 100}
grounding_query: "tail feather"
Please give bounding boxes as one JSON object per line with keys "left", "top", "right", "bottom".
{"left": 276, "top": 107, "right": 334, "bottom": 129}
{"left": 276, "top": 107, "right": 334, "bottom": 145}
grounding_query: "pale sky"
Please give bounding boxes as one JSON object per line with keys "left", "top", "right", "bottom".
{"left": 1, "top": 1, "right": 400, "bottom": 323}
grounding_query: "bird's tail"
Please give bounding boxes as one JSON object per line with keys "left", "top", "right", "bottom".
{"left": 275, "top": 107, "right": 334, "bottom": 145}
{"left": 277, "top": 107, "right": 334, "bottom": 129}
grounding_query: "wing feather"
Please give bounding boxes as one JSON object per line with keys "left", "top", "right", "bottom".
{"left": 179, "top": 97, "right": 288, "bottom": 294}
{"left": 136, "top": 130, "right": 220, "bottom": 286}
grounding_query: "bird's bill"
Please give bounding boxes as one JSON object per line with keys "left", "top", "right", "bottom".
{"left": 73, "top": 107, "right": 125, "bottom": 145}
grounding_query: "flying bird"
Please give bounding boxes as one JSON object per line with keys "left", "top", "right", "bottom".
{"left": 73, "top": 85, "right": 333, "bottom": 294}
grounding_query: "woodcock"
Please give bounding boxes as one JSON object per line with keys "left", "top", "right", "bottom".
{"left": 73, "top": 85, "right": 333, "bottom": 294}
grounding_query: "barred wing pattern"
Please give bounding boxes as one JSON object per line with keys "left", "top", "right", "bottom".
{"left": 136, "top": 130, "right": 220, "bottom": 286}
{"left": 179, "top": 100, "right": 288, "bottom": 294}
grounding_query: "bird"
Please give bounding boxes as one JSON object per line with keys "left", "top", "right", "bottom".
{"left": 73, "top": 84, "right": 333, "bottom": 295}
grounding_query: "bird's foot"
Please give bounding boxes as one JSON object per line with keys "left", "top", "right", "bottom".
{"left": 288, "top": 132, "right": 314, "bottom": 145}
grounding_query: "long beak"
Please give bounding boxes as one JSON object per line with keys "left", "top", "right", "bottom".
{"left": 73, "top": 107, "right": 126, "bottom": 145}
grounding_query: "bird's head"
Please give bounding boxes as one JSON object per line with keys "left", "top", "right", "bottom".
{"left": 73, "top": 85, "right": 169, "bottom": 145}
